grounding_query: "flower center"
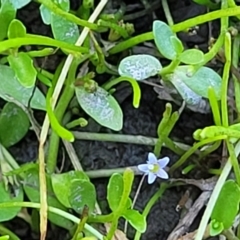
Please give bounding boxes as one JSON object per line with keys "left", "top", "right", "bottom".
{"left": 148, "top": 164, "right": 159, "bottom": 173}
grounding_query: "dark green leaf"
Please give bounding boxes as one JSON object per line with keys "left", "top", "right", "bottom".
{"left": 153, "top": 20, "right": 177, "bottom": 60}
{"left": 23, "top": 169, "right": 73, "bottom": 230}
{"left": 0, "top": 102, "right": 29, "bottom": 147}
{"left": 0, "top": 0, "right": 16, "bottom": 40}
{"left": 179, "top": 49, "right": 204, "bottom": 65}
{"left": 75, "top": 86, "right": 123, "bottom": 131}
{"left": 122, "top": 209, "right": 146, "bottom": 233}
{"left": 8, "top": 52, "right": 37, "bottom": 88}
{"left": 0, "top": 182, "right": 23, "bottom": 222}
{"left": 118, "top": 54, "right": 162, "bottom": 81}
{"left": 107, "top": 173, "right": 123, "bottom": 211}
{"left": 8, "top": 19, "right": 26, "bottom": 38}
{"left": 69, "top": 179, "right": 96, "bottom": 214}
{"left": 211, "top": 180, "right": 240, "bottom": 229}
{"left": 51, "top": 171, "right": 89, "bottom": 208}
{"left": 0, "top": 65, "right": 46, "bottom": 110}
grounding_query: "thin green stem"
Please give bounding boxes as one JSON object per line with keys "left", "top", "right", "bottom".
{"left": 134, "top": 183, "right": 169, "bottom": 240}
{"left": 169, "top": 136, "right": 226, "bottom": 173}
{"left": 0, "top": 35, "right": 88, "bottom": 54}
{"left": 0, "top": 201, "right": 104, "bottom": 240}
{"left": 162, "top": 0, "right": 174, "bottom": 26}
{"left": 226, "top": 139, "right": 240, "bottom": 186}
{"left": 109, "top": 6, "right": 240, "bottom": 54}
{"left": 221, "top": 32, "right": 231, "bottom": 127}
{"left": 46, "top": 60, "right": 78, "bottom": 173}
{"left": 37, "top": 0, "right": 99, "bottom": 30}
{"left": 0, "top": 224, "right": 20, "bottom": 240}
{"left": 102, "top": 76, "right": 141, "bottom": 108}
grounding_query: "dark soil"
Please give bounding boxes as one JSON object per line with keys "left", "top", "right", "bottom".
{"left": 6, "top": 0, "right": 221, "bottom": 240}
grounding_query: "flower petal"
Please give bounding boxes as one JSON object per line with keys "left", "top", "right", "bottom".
{"left": 148, "top": 172, "right": 157, "bottom": 184}
{"left": 138, "top": 164, "right": 149, "bottom": 173}
{"left": 147, "top": 152, "right": 157, "bottom": 164}
{"left": 157, "top": 168, "right": 169, "bottom": 179}
{"left": 157, "top": 157, "right": 170, "bottom": 168}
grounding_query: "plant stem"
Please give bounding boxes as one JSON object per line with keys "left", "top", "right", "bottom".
{"left": 0, "top": 201, "right": 104, "bottom": 240}
{"left": 37, "top": 0, "right": 99, "bottom": 30}
{"left": 109, "top": 6, "right": 240, "bottom": 54}
{"left": 134, "top": 183, "right": 169, "bottom": 240}
{"left": 0, "top": 35, "right": 89, "bottom": 54}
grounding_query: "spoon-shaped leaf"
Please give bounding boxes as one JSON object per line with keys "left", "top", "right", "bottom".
{"left": 75, "top": 86, "right": 123, "bottom": 131}
{"left": 118, "top": 54, "right": 162, "bottom": 81}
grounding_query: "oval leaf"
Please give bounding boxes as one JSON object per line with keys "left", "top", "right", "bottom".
{"left": 0, "top": 65, "right": 46, "bottom": 110}
{"left": 8, "top": 52, "right": 37, "bottom": 88}
{"left": 211, "top": 180, "right": 240, "bottom": 229}
{"left": 51, "top": 171, "right": 89, "bottom": 208}
{"left": 9, "top": 0, "right": 31, "bottom": 9}
{"left": 153, "top": 20, "right": 177, "bottom": 60}
{"left": 0, "top": 182, "right": 23, "bottom": 222}
{"left": 24, "top": 169, "right": 73, "bottom": 230}
{"left": 168, "top": 74, "right": 202, "bottom": 105}
{"left": 118, "top": 54, "right": 162, "bottom": 81}
{"left": 69, "top": 179, "right": 96, "bottom": 214}
{"left": 75, "top": 86, "right": 123, "bottom": 131}
{"left": 8, "top": 19, "right": 26, "bottom": 38}
{"left": 122, "top": 209, "right": 146, "bottom": 233}
{"left": 179, "top": 49, "right": 204, "bottom": 65}
{"left": 0, "top": 0, "right": 16, "bottom": 41}
{"left": 107, "top": 173, "right": 123, "bottom": 211}
{"left": 39, "top": 4, "right": 52, "bottom": 25}
{"left": 171, "top": 65, "right": 222, "bottom": 99}
{"left": 51, "top": 14, "right": 79, "bottom": 44}
{"left": 170, "top": 36, "right": 184, "bottom": 55}
{"left": 0, "top": 102, "right": 29, "bottom": 147}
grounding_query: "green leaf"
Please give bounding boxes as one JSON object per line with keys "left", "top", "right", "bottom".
{"left": 75, "top": 86, "right": 123, "bottom": 131}
{"left": 211, "top": 180, "right": 240, "bottom": 229}
{"left": 107, "top": 173, "right": 123, "bottom": 211}
{"left": 0, "top": 182, "right": 23, "bottom": 222}
{"left": 170, "top": 36, "right": 184, "bottom": 55}
{"left": 170, "top": 65, "right": 222, "bottom": 99}
{"left": 0, "top": 65, "right": 46, "bottom": 110}
{"left": 9, "top": 0, "right": 31, "bottom": 9}
{"left": 8, "top": 52, "right": 37, "bottom": 88}
{"left": 23, "top": 168, "right": 73, "bottom": 230}
{"left": 0, "top": 102, "right": 29, "bottom": 147}
{"left": 153, "top": 20, "right": 177, "bottom": 60}
{"left": 39, "top": 0, "right": 70, "bottom": 25}
{"left": 118, "top": 54, "right": 162, "bottom": 81}
{"left": 122, "top": 209, "right": 146, "bottom": 233}
{"left": 69, "top": 179, "right": 96, "bottom": 214}
{"left": 51, "top": 14, "right": 79, "bottom": 44}
{"left": 51, "top": 171, "right": 89, "bottom": 208}
{"left": 168, "top": 74, "right": 203, "bottom": 105}
{"left": 8, "top": 19, "right": 26, "bottom": 38}
{"left": 179, "top": 49, "right": 204, "bottom": 65}
{"left": 0, "top": 0, "right": 16, "bottom": 40}
{"left": 39, "top": 4, "right": 52, "bottom": 25}
{"left": 210, "top": 219, "right": 224, "bottom": 236}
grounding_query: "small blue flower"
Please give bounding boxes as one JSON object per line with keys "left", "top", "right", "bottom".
{"left": 138, "top": 152, "right": 169, "bottom": 184}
